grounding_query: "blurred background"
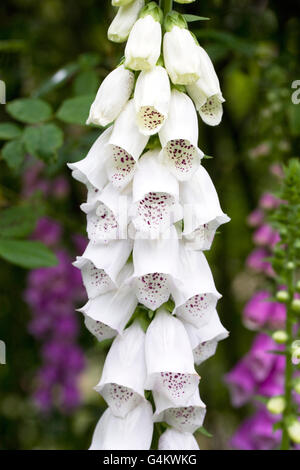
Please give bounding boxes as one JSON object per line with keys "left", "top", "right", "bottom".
{"left": 0, "top": 0, "right": 299, "bottom": 450}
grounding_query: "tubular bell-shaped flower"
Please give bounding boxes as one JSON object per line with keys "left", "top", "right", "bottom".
{"left": 145, "top": 309, "right": 200, "bottom": 405}
{"left": 183, "top": 310, "right": 229, "bottom": 365}
{"left": 131, "top": 227, "right": 180, "bottom": 309}
{"left": 171, "top": 246, "right": 221, "bottom": 328}
{"left": 163, "top": 13, "right": 201, "bottom": 85}
{"left": 106, "top": 100, "right": 149, "bottom": 189}
{"left": 124, "top": 3, "right": 162, "bottom": 71}
{"left": 180, "top": 165, "right": 230, "bottom": 250}
{"left": 89, "top": 401, "right": 153, "bottom": 450}
{"left": 131, "top": 150, "right": 181, "bottom": 237}
{"left": 153, "top": 388, "right": 206, "bottom": 433}
{"left": 158, "top": 428, "right": 199, "bottom": 450}
{"left": 112, "top": 0, "right": 135, "bottom": 6}
{"left": 159, "top": 89, "right": 203, "bottom": 181}
{"left": 86, "top": 66, "right": 134, "bottom": 127}
{"left": 134, "top": 66, "right": 171, "bottom": 135}
{"left": 108, "top": 0, "right": 145, "bottom": 43}
{"left": 187, "top": 46, "right": 225, "bottom": 126}
{"left": 94, "top": 322, "right": 146, "bottom": 418}
{"left": 73, "top": 239, "right": 132, "bottom": 298}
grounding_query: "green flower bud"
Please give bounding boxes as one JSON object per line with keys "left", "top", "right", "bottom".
{"left": 287, "top": 417, "right": 300, "bottom": 444}
{"left": 164, "top": 11, "right": 188, "bottom": 32}
{"left": 292, "top": 299, "right": 300, "bottom": 313}
{"left": 272, "top": 330, "right": 288, "bottom": 344}
{"left": 276, "top": 290, "right": 290, "bottom": 303}
{"left": 267, "top": 396, "right": 286, "bottom": 415}
{"left": 286, "top": 261, "right": 296, "bottom": 270}
{"left": 174, "top": 0, "right": 196, "bottom": 3}
{"left": 296, "top": 281, "right": 300, "bottom": 293}
{"left": 293, "top": 378, "right": 300, "bottom": 395}
{"left": 291, "top": 341, "right": 300, "bottom": 365}
{"left": 139, "top": 2, "right": 163, "bottom": 24}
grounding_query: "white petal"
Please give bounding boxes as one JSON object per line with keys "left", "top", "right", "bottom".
{"left": 108, "top": 0, "right": 145, "bottom": 43}
{"left": 94, "top": 322, "right": 146, "bottom": 418}
{"left": 131, "top": 150, "right": 181, "bottom": 236}
{"left": 180, "top": 165, "right": 230, "bottom": 250}
{"left": 199, "top": 95, "right": 224, "bottom": 126}
{"left": 171, "top": 246, "right": 221, "bottom": 329}
{"left": 89, "top": 401, "right": 153, "bottom": 450}
{"left": 183, "top": 310, "right": 229, "bottom": 365}
{"left": 163, "top": 26, "right": 201, "bottom": 85}
{"left": 85, "top": 201, "right": 119, "bottom": 243}
{"left": 159, "top": 90, "right": 203, "bottom": 181}
{"left": 145, "top": 309, "right": 199, "bottom": 405}
{"left": 158, "top": 428, "right": 200, "bottom": 451}
{"left": 134, "top": 66, "right": 171, "bottom": 135}
{"left": 73, "top": 239, "right": 132, "bottom": 298}
{"left": 67, "top": 127, "right": 112, "bottom": 190}
{"left": 86, "top": 66, "right": 134, "bottom": 127}
{"left": 154, "top": 388, "right": 206, "bottom": 433}
{"left": 124, "top": 16, "right": 162, "bottom": 71}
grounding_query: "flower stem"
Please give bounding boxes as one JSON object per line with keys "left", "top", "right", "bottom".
{"left": 280, "top": 270, "right": 294, "bottom": 450}
{"left": 162, "top": 0, "right": 173, "bottom": 16}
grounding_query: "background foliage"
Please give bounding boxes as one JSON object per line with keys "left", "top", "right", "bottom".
{"left": 0, "top": 0, "right": 299, "bottom": 449}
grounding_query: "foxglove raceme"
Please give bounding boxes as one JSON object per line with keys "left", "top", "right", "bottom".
{"left": 108, "top": 0, "right": 145, "bottom": 43}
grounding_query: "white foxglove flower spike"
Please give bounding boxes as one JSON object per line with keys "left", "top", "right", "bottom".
{"left": 183, "top": 310, "right": 229, "bottom": 365}
{"left": 134, "top": 66, "right": 171, "bottom": 135}
{"left": 180, "top": 165, "right": 230, "bottom": 250}
{"left": 124, "top": 5, "right": 162, "bottom": 71}
{"left": 73, "top": 239, "right": 132, "bottom": 298}
{"left": 108, "top": 0, "right": 145, "bottom": 43}
{"left": 131, "top": 150, "right": 182, "bottom": 237}
{"left": 163, "top": 12, "right": 201, "bottom": 85}
{"left": 78, "top": 264, "right": 137, "bottom": 341}
{"left": 171, "top": 246, "right": 221, "bottom": 329}
{"left": 106, "top": 100, "right": 149, "bottom": 190}
{"left": 153, "top": 388, "right": 206, "bottom": 433}
{"left": 86, "top": 65, "right": 134, "bottom": 127}
{"left": 131, "top": 226, "right": 180, "bottom": 310}
{"left": 145, "top": 309, "right": 200, "bottom": 406}
{"left": 159, "top": 89, "right": 203, "bottom": 181}
{"left": 158, "top": 428, "right": 199, "bottom": 451}
{"left": 89, "top": 401, "right": 153, "bottom": 450}
{"left": 187, "top": 46, "right": 225, "bottom": 126}
{"left": 67, "top": 126, "right": 112, "bottom": 190}
{"left": 94, "top": 322, "right": 146, "bottom": 418}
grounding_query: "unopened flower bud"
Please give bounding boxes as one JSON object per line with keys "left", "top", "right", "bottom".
{"left": 296, "top": 281, "right": 300, "bottom": 293}
{"left": 291, "top": 341, "right": 300, "bottom": 365}
{"left": 266, "top": 396, "right": 286, "bottom": 415}
{"left": 291, "top": 299, "right": 300, "bottom": 313}
{"left": 174, "top": 0, "right": 196, "bottom": 3}
{"left": 287, "top": 418, "right": 300, "bottom": 444}
{"left": 272, "top": 330, "right": 288, "bottom": 344}
{"left": 276, "top": 290, "right": 289, "bottom": 303}
{"left": 286, "top": 261, "right": 295, "bottom": 270}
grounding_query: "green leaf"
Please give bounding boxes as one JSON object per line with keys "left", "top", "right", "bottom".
{"left": 33, "top": 63, "right": 80, "bottom": 98}
{"left": 183, "top": 14, "right": 210, "bottom": 22}
{"left": 0, "top": 122, "right": 22, "bottom": 140}
{"left": 73, "top": 70, "right": 99, "bottom": 96}
{"left": 196, "top": 426, "right": 213, "bottom": 438}
{"left": 0, "top": 239, "right": 57, "bottom": 269}
{"left": 22, "top": 126, "right": 40, "bottom": 157}
{"left": 1, "top": 139, "right": 26, "bottom": 170}
{"left": 22, "top": 124, "right": 64, "bottom": 162}
{"left": 288, "top": 104, "right": 300, "bottom": 136}
{"left": 56, "top": 95, "right": 94, "bottom": 125}
{"left": 0, "top": 206, "right": 39, "bottom": 238}
{"left": 6, "top": 98, "right": 52, "bottom": 124}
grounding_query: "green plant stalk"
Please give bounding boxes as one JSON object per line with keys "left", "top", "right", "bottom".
{"left": 280, "top": 270, "right": 294, "bottom": 450}
{"left": 162, "top": 0, "right": 173, "bottom": 15}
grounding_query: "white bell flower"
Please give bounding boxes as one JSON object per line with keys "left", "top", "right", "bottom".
{"left": 106, "top": 100, "right": 149, "bottom": 190}
{"left": 183, "top": 310, "right": 229, "bottom": 365}
{"left": 131, "top": 226, "right": 180, "bottom": 310}
{"left": 180, "top": 165, "right": 230, "bottom": 250}
{"left": 94, "top": 322, "right": 146, "bottom": 418}
{"left": 86, "top": 66, "right": 134, "bottom": 127}
{"left": 159, "top": 89, "right": 203, "bottom": 181}
{"left": 153, "top": 388, "right": 206, "bottom": 433}
{"left": 67, "top": 126, "right": 112, "bottom": 190}
{"left": 145, "top": 309, "right": 200, "bottom": 405}
{"left": 163, "top": 14, "right": 201, "bottom": 86}
{"left": 112, "top": 0, "right": 135, "bottom": 6}
{"left": 124, "top": 15, "right": 162, "bottom": 71}
{"left": 108, "top": 0, "right": 145, "bottom": 43}
{"left": 134, "top": 66, "right": 171, "bottom": 135}
{"left": 73, "top": 238, "right": 132, "bottom": 299}
{"left": 171, "top": 245, "right": 221, "bottom": 329}
{"left": 89, "top": 401, "right": 153, "bottom": 450}
{"left": 131, "top": 150, "right": 181, "bottom": 237}
{"left": 186, "top": 46, "right": 225, "bottom": 126}
{"left": 158, "top": 428, "right": 199, "bottom": 450}
{"left": 78, "top": 264, "right": 137, "bottom": 341}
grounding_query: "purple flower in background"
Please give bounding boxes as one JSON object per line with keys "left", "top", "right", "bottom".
{"left": 245, "top": 333, "right": 277, "bottom": 382}
{"left": 246, "top": 247, "right": 274, "bottom": 276}
{"left": 259, "top": 193, "right": 280, "bottom": 211}
{"left": 32, "top": 217, "right": 63, "bottom": 247}
{"left": 243, "top": 291, "right": 271, "bottom": 330}
{"left": 247, "top": 209, "right": 265, "bottom": 227}
{"left": 224, "top": 360, "right": 256, "bottom": 407}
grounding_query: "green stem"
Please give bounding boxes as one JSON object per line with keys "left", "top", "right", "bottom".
{"left": 280, "top": 270, "right": 294, "bottom": 450}
{"left": 162, "top": 0, "right": 173, "bottom": 15}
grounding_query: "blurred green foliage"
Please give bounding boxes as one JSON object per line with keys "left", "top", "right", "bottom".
{"left": 0, "top": 0, "right": 299, "bottom": 450}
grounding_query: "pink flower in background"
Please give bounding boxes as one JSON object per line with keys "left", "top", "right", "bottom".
{"left": 247, "top": 209, "right": 265, "bottom": 227}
